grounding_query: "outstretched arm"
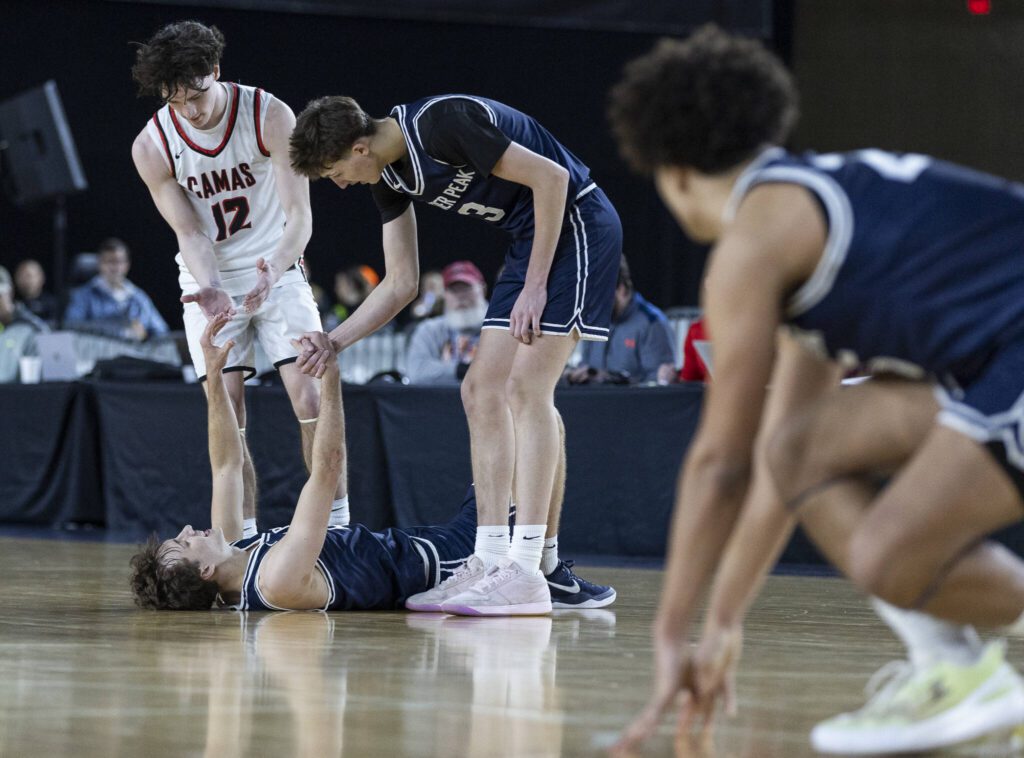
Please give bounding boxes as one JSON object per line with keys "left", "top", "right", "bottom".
{"left": 260, "top": 341, "right": 345, "bottom": 599}
{"left": 200, "top": 313, "right": 245, "bottom": 541}
{"left": 296, "top": 206, "right": 420, "bottom": 377}
{"left": 336, "top": 206, "right": 420, "bottom": 350}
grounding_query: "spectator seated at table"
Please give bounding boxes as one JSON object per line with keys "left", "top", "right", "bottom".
{"left": 64, "top": 238, "right": 168, "bottom": 342}
{"left": 405, "top": 261, "right": 488, "bottom": 385}
{"left": 14, "top": 259, "right": 60, "bottom": 326}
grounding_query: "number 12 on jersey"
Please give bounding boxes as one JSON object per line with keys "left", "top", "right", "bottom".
{"left": 211, "top": 197, "right": 252, "bottom": 242}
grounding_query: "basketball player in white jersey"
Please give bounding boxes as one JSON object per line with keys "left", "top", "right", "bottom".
{"left": 130, "top": 21, "right": 349, "bottom": 533}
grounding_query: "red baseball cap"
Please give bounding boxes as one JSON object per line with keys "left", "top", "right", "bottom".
{"left": 442, "top": 260, "right": 485, "bottom": 288}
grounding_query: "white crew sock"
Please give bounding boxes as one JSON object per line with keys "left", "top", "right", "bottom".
{"left": 508, "top": 524, "right": 546, "bottom": 574}
{"left": 329, "top": 495, "right": 350, "bottom": 527}
{"left": 475, "top": 525, "right": 510, "bottom": 568}
{"left": 540, "top": 535, "right": 560, "bottom": 575}
{"left": 872, "top": 597, "right": 984, "bottom": 668}
{"left": 242, "top": 518, "right": 258, "bottom": 539}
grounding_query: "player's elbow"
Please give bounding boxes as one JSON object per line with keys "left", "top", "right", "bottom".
{"left": 549, "top": 162, "right": 569, "bottom": 190}
{"left": 285, "top": 205, "right": 313, "bottom": 239}
{"left": 389, "top": 275, "right": 418, "bottom": 308}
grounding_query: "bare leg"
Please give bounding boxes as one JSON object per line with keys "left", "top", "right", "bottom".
{"left": 241, "top": 439, "right": 258, "bottom": 521}
{"left": 849, "top": 425, "right": 1024, "bottom": 627}
{"left": 771, "top": 379, "right": 1024, "bottom": 627}
{"left": 546, "top": 411, "right": 567, "bottom": 539}
{"left": 770, "top": 378, "right": 938, "bottom": 575}
{"left": 462, "top": 330, "right": 520, "bottom": 530}
{"left": 279, "top": 363, "right": 346, "bottom": 501}
{"left": 506, "top": 334, "right": 579, "bottom": 531}
{"left": 513, "top": 411, "right": 566, "bottom": 537}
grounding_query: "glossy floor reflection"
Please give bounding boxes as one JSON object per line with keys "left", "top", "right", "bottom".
{"left": 2, "top": 537, "right": 1023, "bottom": 757}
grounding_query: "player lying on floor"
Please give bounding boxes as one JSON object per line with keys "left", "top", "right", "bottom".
{"left": 129, "top": 314, "right": 614, "bottom": 612}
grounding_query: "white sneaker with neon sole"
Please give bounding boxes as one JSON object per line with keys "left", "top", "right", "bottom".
{"left": 811, "top": 640, "right": 1024, "bottom": 755}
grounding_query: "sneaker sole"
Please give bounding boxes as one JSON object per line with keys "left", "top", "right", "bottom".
{"left": 405, "top": 601, "right": 444, "bottom": 612}
{"left": 811, "top": 666, "right": 1024, "bottom": 754}
{"left": 441, "top": 601, "right": 553, "bottom": 617}
{"left": 551, "top": 589, "right": 617, "bottom": 609}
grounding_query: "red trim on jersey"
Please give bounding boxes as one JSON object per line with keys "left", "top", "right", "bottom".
{"left": 254, "top": 88, "right": 271, "bottom": 157}
{"left": 151, "top": 114, "right": 175, "bottom": 176}
{"left": 169, "top": 82, "right": 240, "bottom": 158}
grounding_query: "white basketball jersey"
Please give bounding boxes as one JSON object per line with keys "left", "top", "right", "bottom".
{"left": 147, "top": 83, "right": 299, "bottom": 297}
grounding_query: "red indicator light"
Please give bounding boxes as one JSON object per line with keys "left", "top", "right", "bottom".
{"left": 968, "top": 0, "right": 991, "bottom": 14}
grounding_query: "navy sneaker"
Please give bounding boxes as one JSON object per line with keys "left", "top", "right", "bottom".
{"left": 544, "top": 560, "right": 616, "bottom": 609}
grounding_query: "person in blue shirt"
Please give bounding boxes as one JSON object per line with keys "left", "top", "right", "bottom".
{"left": 287, "top": 94, "right": 622, "bottom": 615}
{"left": 607, "top": 25, "right": 1024, "bottom": 755}
{"left": 64, "top": 238, "right": 169, "bottom": 341}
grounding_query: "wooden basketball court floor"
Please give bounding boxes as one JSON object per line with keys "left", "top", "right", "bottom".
{"left": 2, "top": 536, "right": 1023, "bottom": 757}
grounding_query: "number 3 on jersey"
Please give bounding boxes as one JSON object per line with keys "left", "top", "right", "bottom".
{"left": 211, "top": 197, "right": 252, "bottom": 242}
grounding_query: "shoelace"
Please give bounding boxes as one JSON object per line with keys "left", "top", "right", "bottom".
{"left": 475, "top": 564, "right": 518, "bottom": 593}
{"left": 556, "top": 560, "right": 581, "bottom": 582}
{"left": 439, "top": 558, "right": 477, "bottom": 588}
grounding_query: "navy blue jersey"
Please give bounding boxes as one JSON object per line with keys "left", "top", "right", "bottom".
{"left": 727, "top": 148, "right": 1024, "bottom": 382}
{"left": 228, "top": 523, "right": 432, "bottom": 611}
{"left": 226, "top": 490, "right": 478, "bottom": 612}
{"left": 372, "top": 95, "right": 594, "bottom": 238}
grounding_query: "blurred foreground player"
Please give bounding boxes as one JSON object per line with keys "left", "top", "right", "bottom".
{"left": 608, "top": 24, "right": 1024, "bottom": 754}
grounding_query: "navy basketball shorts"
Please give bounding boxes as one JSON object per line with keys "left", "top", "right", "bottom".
{"left": 483, "top": 185, "right": 622, "bottom": 342}
{"left": 404, "top": 486, "right": 478, "bottom": 588}
{"left": 935, "top": 337, "right": 1024, "bottom": 497}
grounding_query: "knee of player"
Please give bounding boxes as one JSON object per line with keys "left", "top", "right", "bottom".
{"left": 846, "top": 529, "right": 918, "bottom": 608}
{"left": 504, "top": 372, "right": 548, "bottom": 415}
{"left": 288, "top": 385, "right": 319, "bottom": 419}
{"left": 292, "top": 392, "right": 321, "bottom": 421}
{"left": 460, "top": 371, "right": 503, "bottom": 418}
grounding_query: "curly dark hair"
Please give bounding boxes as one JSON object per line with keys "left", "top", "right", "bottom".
{"left": 290, "top": 96, "right": 378, "bottom": 178}
{"left": 131, "top": 20, "right": 226, "bottom": 98}
{"left": 129, "top": 535, "right": 220, "bottom": 610}
{"left": 607, "top": 24, "right": 798, "bottom": 175}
